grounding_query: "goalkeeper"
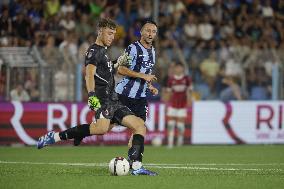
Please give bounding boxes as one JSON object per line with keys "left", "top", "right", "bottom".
{"left": 37, "top": 18, "right": 157, "bottom": 176}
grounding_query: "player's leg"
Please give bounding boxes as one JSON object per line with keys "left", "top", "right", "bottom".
{"left": 37, "top": 103, "right": 117, "bottom": 149}
{"left": 128, "top": 134, "right": 133, "bottom": 148}
{"left": 120, "top": 114, "right": 157, "bottom": 176}
{"left": 114, "top": 105, "right": 157, "bottom": 176}
{"left": 71, "top": 120, "right": 114, "bottom": 146}
{"left": 167, "top": 118, "right": 176, "bottom": 148}
{"left": 37, "top": 123, "right": 92, "bottom": 149}
{"left": 167, "top": 107, "right": 176, "bottom": 148}
{"left": 127, "top": 117, "right": 146, "bottom": 148}
{"left": 176, "top": 108, "right": 186, "bottom": 146}
{"left": 118, "top": 94, "right": 134, "bottom": 148}
{"left": 119, "top": 95, "right": 148, "bottom": 149}
{"left": 37, "top": 118, "right": 112, "bottom": 149}
{"left": 121, "top": 115, "right": 146, "bottom": 161}
{"left": 89, "top": 118, "right": 112, "bottom": 135}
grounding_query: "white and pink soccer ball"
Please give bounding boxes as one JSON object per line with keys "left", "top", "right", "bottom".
{"left": 109, "top": 157, "right": 130, "bottom": 176}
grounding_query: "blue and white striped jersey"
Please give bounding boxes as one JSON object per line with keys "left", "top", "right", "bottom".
{"left": 115, "top": 41, "right": 156, "bottom": 99}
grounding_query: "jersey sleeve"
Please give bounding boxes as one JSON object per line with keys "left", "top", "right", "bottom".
{"left": 125, "top": 44, "right": 137, "bottom": 68}
{"left": 85, "top": 47, "right": 100, "bottom": 66}
{"left": 187, "top": 76, "right": 193, "bottom": 90}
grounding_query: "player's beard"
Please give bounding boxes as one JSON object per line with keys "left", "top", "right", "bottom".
{"left": 144, "top": 37, "right": 153, "bottom": 45}
{"left": 102, "top": 39, "right": 111, "bottom": 47}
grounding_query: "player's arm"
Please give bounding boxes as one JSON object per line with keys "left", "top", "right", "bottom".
{"left": 163, "top": 78, "right": 172, "bottom": 103}
{"left": 186, "top": 78, "right": 193, "bottom": 106}
{"left": 118, "top": 66, "right": 157, "bottom": 82}
{"left": 117, "top": 44, "right": 157, "bottom": 82}
{"left": 186, "top": 86, "right": 193, "bottom": 107}
{"left": 162, "top": 88, "right": 172, "bottom": 103}
{"left": 147, "top": 82, "right": 159, "bottom": 96}
{"left": 85, "top": 47, "right": 102, "bottom": 111}
{"left": 85, "top": 64, "right": 96, "bottom": 93}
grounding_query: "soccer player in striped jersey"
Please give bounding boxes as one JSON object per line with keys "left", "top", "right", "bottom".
{"left": 115, "top": 21, "right": 159, "bottom": 150}
{"left": 116, "top": 21, "right": 158, "bottom": 121}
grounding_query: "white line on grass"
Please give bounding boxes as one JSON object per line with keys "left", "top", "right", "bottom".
{"left": 0, "top": 161, "right": 107, "bottom": 167}
{"left": 0, "top": 161, "right": 282, "bottom": 171}
{"left": 148, "top": 165, "right": 282, "bottom": 171}
{"left": 146, "top": 163, "right": 284, "bottom": 166}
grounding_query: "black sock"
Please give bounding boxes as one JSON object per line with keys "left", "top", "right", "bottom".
{"left": 59, "top": 124, "right": 90, "bottom": 140}
{"left": 128, "top": 134, "right": 144, "bottom": 162}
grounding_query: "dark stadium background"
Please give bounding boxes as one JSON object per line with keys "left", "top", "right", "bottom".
{"left": 0, "top": 0, "right": 283, "bottom": 145}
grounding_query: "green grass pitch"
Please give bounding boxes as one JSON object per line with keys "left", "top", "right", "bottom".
{"left": 0, "top": 145, "right": 284, "bottom": 189}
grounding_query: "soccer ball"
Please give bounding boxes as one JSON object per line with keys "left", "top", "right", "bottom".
{"left": 109, "top": 157, "right": 130, "bottom": 176}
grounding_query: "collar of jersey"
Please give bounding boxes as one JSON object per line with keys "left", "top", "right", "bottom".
{"left": 94, "top": 43, "right": 108, "bottom": 49}
{"left": 173, "top": 74, "right": 184, "bottom": 80}
{"left": 137, "top": 40, "right": 152, "bottom": 50}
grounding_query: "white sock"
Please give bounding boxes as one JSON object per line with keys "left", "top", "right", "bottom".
{"left": 132, "top": 161, "right": 142, "bottom": 170}
{"left": 54, "top": 132, "right": 61, "bottom": 142}
{"left": 167, "top": 120, "right": 175, "bottom": 148}
{"left": 177, "top": 122, "right": 185, "bottom": 146}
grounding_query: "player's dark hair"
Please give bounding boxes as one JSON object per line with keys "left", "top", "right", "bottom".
{"left": 97, "top": 18, "right": 117, "bottom": 30}
{"left": 142, "top": 20, "right": 158, "bottom": 27}
{"left": 175, "top": 62, "right": 184, "bottom": 67}
{"left": 141, "top": 20, "right": 158, "bottom": 31}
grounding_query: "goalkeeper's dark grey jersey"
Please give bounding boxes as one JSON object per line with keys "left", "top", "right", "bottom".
{"left": 85, "top": 43, "right": 134, "bottom": 123}
{"left": 85, "top": 43, "right": 115, "bottom": 103}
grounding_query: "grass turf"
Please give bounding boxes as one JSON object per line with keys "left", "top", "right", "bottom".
{"left": 0, "top": 145, "right": 284, "bottom": 189}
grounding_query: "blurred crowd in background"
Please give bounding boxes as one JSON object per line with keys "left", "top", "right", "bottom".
{"left": 0, "top": 0, "right": 283, "bottom": 102}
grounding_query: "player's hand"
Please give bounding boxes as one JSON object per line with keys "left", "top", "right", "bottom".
{"left": 88, "top": 92, "right": 101, "bottom": 111}
{"left": 115, "top": 52, "right": 132, "bottom": 68}
{"left": 148, "top": 84, "right": 159, "bottom": 96}
{"left": 141, "top": 74, "right": 157, "bottom": 82}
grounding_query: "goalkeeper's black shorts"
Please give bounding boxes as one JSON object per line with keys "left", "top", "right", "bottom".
{"left": 95, "top": 96, "right": 134, "bottom": 125}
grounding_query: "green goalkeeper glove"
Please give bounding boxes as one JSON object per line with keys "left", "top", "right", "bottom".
{"left": 88, "top": 92, "right": 101, "bottom": 111}
{"left": 114, "top": 52, "right": 132, "bottom": 68}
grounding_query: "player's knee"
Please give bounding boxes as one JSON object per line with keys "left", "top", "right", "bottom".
{"left": 177, "top": 122, "right": 185, "bottom": 133}
{"left": 135, "top": 125, "right": 146, "bottom": 136}
{"left": 167, "top": 120, "right": 175, "bottom": 131}
{"left": 133, "top": 119, "right": 146, "bottom": 135}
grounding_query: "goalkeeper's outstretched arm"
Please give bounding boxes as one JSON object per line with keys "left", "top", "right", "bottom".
{"left": 85, "top": 64, "right": 96, "bottom": 93}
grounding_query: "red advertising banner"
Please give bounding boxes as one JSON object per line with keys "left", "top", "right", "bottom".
{"left": 0, "top": 101, "right": 192, "bottom": 146}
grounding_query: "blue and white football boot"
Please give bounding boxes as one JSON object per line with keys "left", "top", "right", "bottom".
{"left": 131, "top": 166, "right": 158, "bottom": 176}
{"left": 37, "top": 131, "right": 55, "bottom": 149}
{"left": 130, "top": 161, "right": 158, "bottom": 176}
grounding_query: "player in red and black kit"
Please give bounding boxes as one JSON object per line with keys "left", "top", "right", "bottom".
{"left": 166, "top": 63, "right": 192, "bottom": 148}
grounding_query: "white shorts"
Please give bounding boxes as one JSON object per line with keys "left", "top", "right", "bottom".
{"left": 167, "top": 107, "right": 187, "bottom": 118}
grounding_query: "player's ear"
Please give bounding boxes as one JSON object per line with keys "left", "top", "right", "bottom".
{"left": 140, "top": 26, "right": 144, "bottom": 35}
